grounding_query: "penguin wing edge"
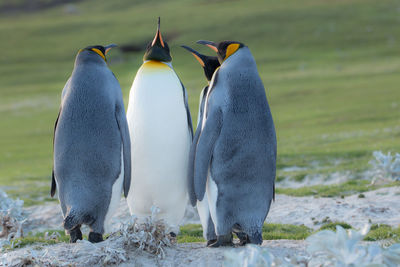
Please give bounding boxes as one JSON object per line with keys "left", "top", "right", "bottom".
{"left": 51, "top": 108, "right": 61, "bottom": 197}
{"left": 115, "top": 104, "right": 132, "bottom": 197}
{"left": 194, "top": 109, "right": 222, "bottom": 201}
{"left": 188, "top": 125, "right": 202, "bottom": 206}
{"left": 188, "top": 90, "right": 207, "bottom": 206}
{"left": 180, "top": 81, "right": 193, "bottom": 139}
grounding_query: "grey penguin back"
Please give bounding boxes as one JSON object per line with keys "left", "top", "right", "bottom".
{"left": 53, "top": 49, "right": 129, "bottom": 235}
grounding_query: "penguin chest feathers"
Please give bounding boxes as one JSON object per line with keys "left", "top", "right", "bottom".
{"left": 127, "top": 60, "right": 191, "bottom": 185}
{"left": 128, "top": 60, "right": 188, "bottom": 134}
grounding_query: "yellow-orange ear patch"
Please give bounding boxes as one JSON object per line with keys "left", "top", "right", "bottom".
{"left": 225, "top": 43, "right": 240, "bottom": 60}
{"left": 91, "top": 48, "right": 106, "bottom": 61}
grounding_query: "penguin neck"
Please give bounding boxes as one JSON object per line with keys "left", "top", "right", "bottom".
{"left": 75, "top": 52, "right": 106, "bottom": 67}
{"left": 220, "top": 47, "right": 255, "bottom": 73}
{"left": 143, "top": 60, "right": 172, "bottom": 69}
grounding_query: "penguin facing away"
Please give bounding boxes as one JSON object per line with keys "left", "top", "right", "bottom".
{"left": 181, "top": 45, "right": 220, "bottom": 244}
{"left": 181, "top": 45, "right": 220, "bottom": 127}
{"left": 192, "top": 40, "right": 277, "bottom": 247}
{"left": 51, "top": 44, "right": 131, "bottom": 243}
{"left": 126, "top": 18, "right": 193, "bottom": 233}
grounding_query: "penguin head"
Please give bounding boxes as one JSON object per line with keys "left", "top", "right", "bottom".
{"left": 76, "top": 44, "right": 117, "bottom": 63}
{"left": 143, "top": 17, "right": 172, "bottom": 63}
{"left": 197, "top": 40, "right": 245, "bottom": 63}
{"left": 181, "top": 45, "right": 220, "bottom": 82}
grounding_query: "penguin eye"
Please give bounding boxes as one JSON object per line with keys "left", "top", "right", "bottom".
{"left": 90, "top": 48, "right": 106, "bottom": 61}
{"left": 224, "top": 43, "right": 240, "bottom": 60}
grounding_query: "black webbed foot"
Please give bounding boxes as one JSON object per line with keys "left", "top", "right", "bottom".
{"left": 88, "top": 232, "right": 103, "bottom": 243}
{"left": 206, "top": 239, "right": 217, "bottom": 246}
{"left": 207, "top": 233, "right": 233, "bottom": 248}
{"left": 69, "top": 226, "right": 83, "bottom": 243}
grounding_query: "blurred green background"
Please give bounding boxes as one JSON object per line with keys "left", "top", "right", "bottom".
{"left": 0, "top": 0, "right": 399, "bottom": 205}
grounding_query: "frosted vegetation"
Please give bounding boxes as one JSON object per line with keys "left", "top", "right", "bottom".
{"left": 0, "top": 189, "right": 25, "bottom": 249}
{"left": 369, "top": 151, "right": 400, "bottom": 183}
{"left": 224, "top": 225, "right": 400, "bottom": 267}
{"left": 277, "top": 151, "right": 400, "bottom": 188}
{"left": 1, "top": 152, "right": 399, "bottom": 265}
{"left": 1, "top": 206, "right": 175, "bottom": 266}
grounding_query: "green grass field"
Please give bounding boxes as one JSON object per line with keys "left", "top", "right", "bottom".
{"left": 0, "top": 0, "right": 399, "bottom": 204}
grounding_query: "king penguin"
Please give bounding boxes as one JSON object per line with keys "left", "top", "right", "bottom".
{"left": 126, "top": 18, "right": 193, "bottom": 233}
{"left": 51, "top": 44, "right": 131, "bottom": 243}
{"left": 190, "top": 40, "right": 277, "bottom": 247}
{"left": 181, "top": 45, "right": 219, "bottom": 244}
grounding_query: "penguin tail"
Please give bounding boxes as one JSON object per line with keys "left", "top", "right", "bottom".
{"left": 63, "top": 209, "right": 94, "bottom": 231}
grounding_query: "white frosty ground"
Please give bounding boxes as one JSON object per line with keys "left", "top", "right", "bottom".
{"left": 2, "top": 187, "right": 399, "bottom": 266}
{"left": 24, "top": 186, "right": 400, "bottom": 234}
{"left": 268, "top": 186, "right": 400, "bottom": 229}
{"left": 2, "top": 240, "right": 307, "bottom": 267}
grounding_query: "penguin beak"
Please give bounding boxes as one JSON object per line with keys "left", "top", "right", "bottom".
{"left": 104, "top": 44, "right": 118, "bottom": 55}
{"left": 181, "top": 45, "right": 206, "bottom": 67}
{"left": 197, "top": 40, "right": 218, "bottom": 53}
{"left": 151, "top": 17, "right": 165, "bottom": 48}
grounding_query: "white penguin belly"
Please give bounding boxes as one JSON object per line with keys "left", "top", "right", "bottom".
{"left": 104, "top": 148, "right": 124, "bottom": 233}
{"left": 126, "top": 61, "right": 190, "bottom": 228}
{"left": 197, "top": 197, "right": 211, "bottom": 240}
{"left": 207, "top": 172, "right": 219, "bottom": 234}
{"left": 196, "top": 88, "right": 213, "bottom": 239}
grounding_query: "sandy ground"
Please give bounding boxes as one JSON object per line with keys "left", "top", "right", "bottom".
{"left": 1, "top": 186, "right": 399, "bottom": 266}
{"left": 25, "top": 186, "right": 400, "bottom": 234}
{"left": 2, "top": 240, "right": 307, "bottom": 267}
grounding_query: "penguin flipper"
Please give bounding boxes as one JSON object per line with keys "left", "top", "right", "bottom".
{"left": 51, "top": 108, "right": 61, "bottom": 197}
{"left": 115, "top": 103, "right": 132, "bottom": 197}
{"left": 194, "top": 109, "right": 222, "bottom": 201}
{"left": 188, "top": 87, "right": 208, "bottom": 206}
{"left": 51, "top": 170, "right": 56, "bottom": 197}
{"left": 188, "top": 125, "right": 202, "bottom": 206}
{"left": 180, "top": 81, "right": 193, "bottom": 139}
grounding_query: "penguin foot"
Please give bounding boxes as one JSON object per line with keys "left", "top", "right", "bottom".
{"left": 69, "top": 227, "right": 82, "bottom": 243}
{"left": 248, "top": 231, "right": 263, "bottom": 245}
{"left": 88, "top": 232, "right": 104, "bottom": 243}
{"left": 206, "top": 239, "right": 217, "bottom": 246}
{"left": 207, "top": 234, "right": 233, "bottom": 248}
{"left": 169, "top": 232, "right": 176, "bottom": 237}
{"left": 236, "top": 232, "right": 250, "bottom": 246}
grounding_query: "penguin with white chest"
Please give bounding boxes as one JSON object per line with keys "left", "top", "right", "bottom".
{"left": 181, "top": 45, "right": 219, "bottom": 244}
{"left": 126, "top": 18, "right": 193, "bottom": 233}
{"left": 51, "top": 44, "right": 131, "bottom": 243}
{"left": 192, "top": 40, "right": 277, "bottom": 247}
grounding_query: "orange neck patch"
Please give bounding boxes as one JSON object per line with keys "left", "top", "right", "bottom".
{"left": 225, "top": 43, "right": 240, "bottom": 60}
{"left": 143, "top": 60, "right": 170, "bottom": 69}
{"left": 91, "top": 48, "right": 106, "bottom": 61}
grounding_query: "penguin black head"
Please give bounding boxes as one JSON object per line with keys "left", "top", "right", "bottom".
{"left": 181, "top": 45, "right": 220, "bottom": 82}
{"left": 143, "top": 17, "right": 172, "bottom": 62}
{"left": 197, "top": 40, "right": 245, "bottom": 64}
{"left": 78, "top": 44, "right": 117, "bottom": 61}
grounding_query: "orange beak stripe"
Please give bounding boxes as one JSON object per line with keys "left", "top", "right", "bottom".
{"left": 151, "top": 30, "right": 165, "bottom": 47}
{"left": 105, "top": 47, "right": 113, "bottom": 55}
{"left": 206, "top": 44, "right": 218, "bottom": 52}
{"left": 192, "top": 53, "right": 205, "bottom": 67}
